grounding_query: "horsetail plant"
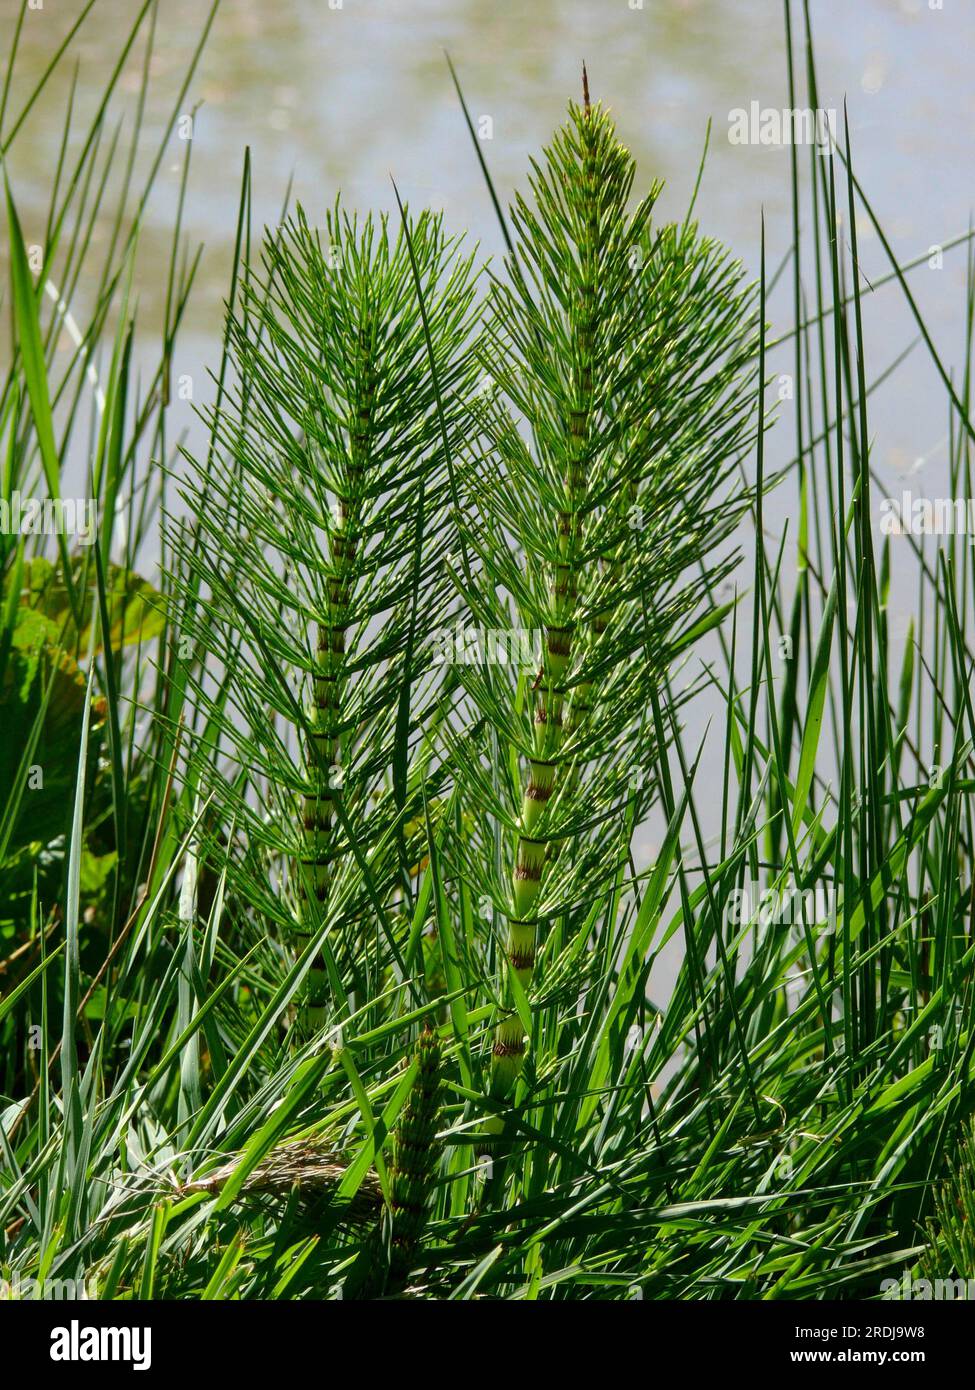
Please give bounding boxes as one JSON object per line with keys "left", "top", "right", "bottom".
{"left": 446, "top": 78, "right": 760, "bottom": 1108}
{"left": 171, "top": 203, "right": 478, "bottom": 1037}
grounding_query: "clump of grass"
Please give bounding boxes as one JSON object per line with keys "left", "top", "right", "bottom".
{"left": 919, "top": 1121, "right": 975, "bottom": 1294}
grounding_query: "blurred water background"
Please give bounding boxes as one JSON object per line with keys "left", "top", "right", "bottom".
{"left": 3, "top": 0, "right": 972, "bottom": 490}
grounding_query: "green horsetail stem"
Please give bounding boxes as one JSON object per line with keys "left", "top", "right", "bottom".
{"left": 295, "top": 312, "right": 375, "bottom": 1033}
{"left": 388, "top": 1020, "right": 442, "bottom": 1279}
{"left": 565, "top": 476, "right": 639, "bottom": 730}
{"left": 491, "top": 74, "right": 610, "bottom": 1100}
{"left": 557, "top": 472, "right": 639, "bottom": 825}
{"left": 348, "top": 1021, "right": 442, "bottom": 1297}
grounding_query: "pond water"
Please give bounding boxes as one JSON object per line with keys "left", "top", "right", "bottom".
{"left": 3, "top": 0, "right": 971, "bottom": 478}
